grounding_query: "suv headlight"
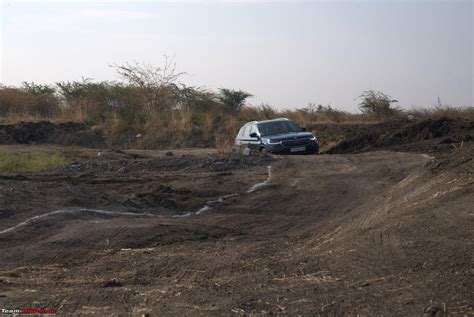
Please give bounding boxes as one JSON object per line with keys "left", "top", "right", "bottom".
{"left": 266, "top": 139, "right": 280, "bottom": 145}
{"left": 310, "top": 136, "right": 317, "bottom": 142}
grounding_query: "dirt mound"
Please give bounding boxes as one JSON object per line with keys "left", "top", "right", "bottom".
{"left": 0, "top": 121, "right": 105, "bottom": 148}
{"left": 318, "top": 117, "right": 473, "bottom": 154}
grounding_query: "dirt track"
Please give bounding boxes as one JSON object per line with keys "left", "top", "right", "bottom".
{"left": 0, "top": 144, "right": 472, "bottom": 316}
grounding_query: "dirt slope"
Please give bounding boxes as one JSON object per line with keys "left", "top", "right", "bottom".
{"left": 313, "top": 117, "right": 473, "bottom": 154}
{"left": 0, "top": 145, "right": 472, "bottom": 315}
{"left": 0, "top": 122, "right": 105, "bottom": 148}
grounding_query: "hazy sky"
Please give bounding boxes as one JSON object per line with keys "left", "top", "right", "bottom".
{"left": 0, "top": 0, "right": 472, "bottom": 111}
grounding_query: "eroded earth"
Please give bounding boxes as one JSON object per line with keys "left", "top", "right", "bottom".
{"left": 0, "top": 143, "right": 472, "bottom": 316}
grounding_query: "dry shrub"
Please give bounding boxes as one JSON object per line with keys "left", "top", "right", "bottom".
{"left": 224, "top": 115, "right": 241, "bottom": 137}
{"left": 1, "top": 77, "right": 473, "bottom": 150}
{"left": 214, "top": 115, "right": 240, "bottom": 153}
{"left": 283, "top": 107, "right": 364, "bottom": 127}
{"left": 215, "top": 135, "right": 234, "bottom": 153}
{"left": 59, "top": 99, "right": 106, "bottom": 123}
{"left": 0, "top": 87, "right": 61, "bottom": 121}
{"left": 138, "top": 109, "right": 195, "bottom": 149}
{"left": 284, "top": 110, "right": 310, "bottom": 127}
{"left": 240, "top": 104, "right": 276, "bottom": 122}
{"left": 411, "top": 106, "right": 474, "bottom": 121}
{"left": 172, "top": 108, "right": 193, "bottom": 134}
{"left": 201, "top": 111, "right": 216, "bottom": 137}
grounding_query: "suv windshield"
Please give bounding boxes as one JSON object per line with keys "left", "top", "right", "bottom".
{"left": 258, "top": 121, "right": 302, "bottom": 137}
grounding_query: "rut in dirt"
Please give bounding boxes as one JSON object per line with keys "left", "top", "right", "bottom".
{"left": 0, "top": 208, "right": 152, "bottom": 235}
{"left": 0, "top": 165, "right": 274, "bottom": 231}
{"left": 0, "top": 139, "right": 472, "bottom": 315}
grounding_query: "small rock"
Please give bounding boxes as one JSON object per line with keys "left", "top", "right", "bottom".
{"left": 103, "top": 278, "right": 123, "bottom": 288}
{"left": 424, "top": 305, "right": 442, "bottom": 316}
{"left": 117, "top": 167, "right": 128, "bottom": 173}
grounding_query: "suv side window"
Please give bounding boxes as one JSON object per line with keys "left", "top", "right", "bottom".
{"left": 254, "top": 124, "right": 260, "bottom": 135}
{"left": 240, "top": 126, "right": 247, "bottom": 138}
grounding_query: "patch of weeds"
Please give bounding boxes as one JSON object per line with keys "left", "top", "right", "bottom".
{"left": 0, "top": 151, "right": 67, "bottom": 172}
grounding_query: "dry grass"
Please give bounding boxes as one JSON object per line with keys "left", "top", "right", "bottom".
{"left": 215, "top": 135, "right": 234, "bottom": 153}
{"left": 0, "top": 87, "right": 61, "bottom": 121}
{"left": 0, "top": 83, "right": 472, "bottom": 149}
{"left": 411, "top": 106, "right": 474, "bottom": 121}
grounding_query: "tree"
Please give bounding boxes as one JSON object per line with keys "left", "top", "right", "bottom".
{"left": 112, "top": 56, "right": 185, "bottom": 89}
{"left": 217, "top": 88, "right": 252, "bottom": 113}
{"left": 111, "top": 56, "right": 186, "bottom": 113}
{"left": 56, "top": 78, "right": 95, "bottom": 101}
{"left": 21, "top": 82, "right": 56, "bottom": 96}
{"left": 19, "top": 82, "right": 60, "bottom": 117}
{"left": 176, "top": 85, "right": 218, "bottom": 112}
{"left": 358, "top": 90, "right": 400, "bottom": 119}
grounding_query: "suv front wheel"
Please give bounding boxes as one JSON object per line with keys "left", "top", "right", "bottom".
{"left": 259, "top": 146, "right": 270, "bottom": 157}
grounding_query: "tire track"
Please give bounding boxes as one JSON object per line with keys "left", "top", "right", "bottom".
{"left": 174, "top": 165, "right": 273, "bottom": 217}
{"left": 0, "top": 165, "right": 274, "bottom": 234}
{"left": 0, "top": 209, "right": 151, "bottom": 235}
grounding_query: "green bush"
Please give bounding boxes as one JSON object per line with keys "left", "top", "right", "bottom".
{"left": 0, "top": 151, "right": 66, "bottom": 172}
{"left": 358, "top": 90, "right": 402, "bottom": 120}
{"left": 217, "top": 88, "right": 253, "bottom": 113}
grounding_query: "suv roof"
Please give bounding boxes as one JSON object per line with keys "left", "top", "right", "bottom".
{"left": 244, "top": 118, "right": 290, "bottom": 125}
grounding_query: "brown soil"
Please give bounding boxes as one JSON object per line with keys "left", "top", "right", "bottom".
{"left": 0, "top": 144, "right": 472, "bottom": 316}
{"left": 0, "top": 118, "right": 472, "bottom": 315}
{"left": 2, "top": 117, "right": 471, "bottom": 154}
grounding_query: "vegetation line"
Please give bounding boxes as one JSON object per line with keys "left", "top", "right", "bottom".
{"left": 0, "top": 60, "right": 471, "bottom": 150}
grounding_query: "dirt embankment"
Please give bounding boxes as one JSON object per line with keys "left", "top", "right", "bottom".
{"left": 1, "top": 117, "right": 472, "bottom": 153}
{"left": 312, "top": 117, "right": 473, "bottom": 154}
{"left": 0, "top": 122, "right": 105, "bottom": 148}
